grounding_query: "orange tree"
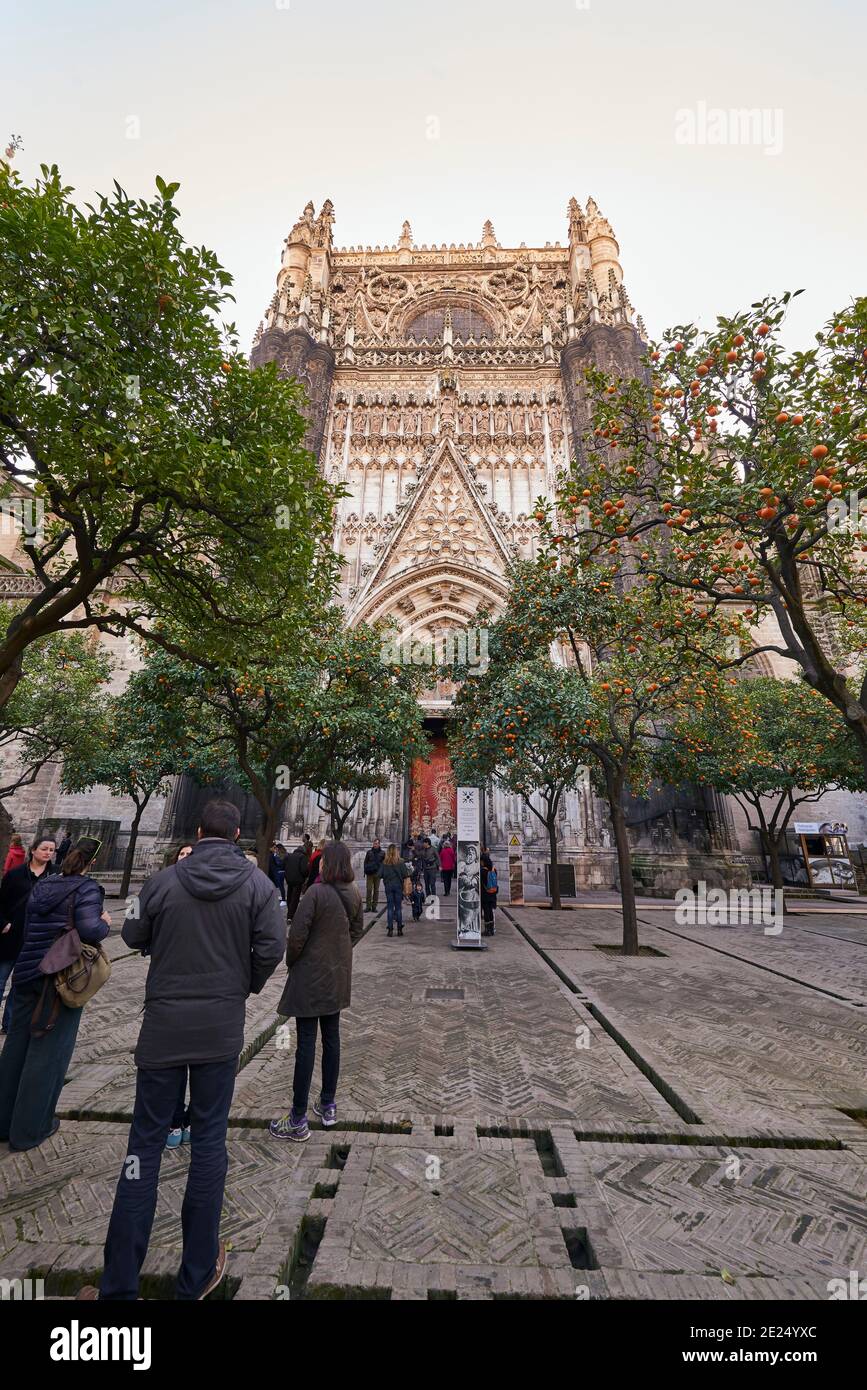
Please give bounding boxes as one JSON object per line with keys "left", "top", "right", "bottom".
{"left": 184, "top": 614, "right": 427, "bottom": 864}
{"left": 655, "top": 676, "right": 864, "bottom": 889}
{"left": 455, "top": 560, "right": 744, "bottom": 952}
{"left": 552, "top": 292, "right": 867, "bottom": 774}
{"left": 0, "top": 161, "right": 338, "bottom": 706}
{"left": 450, "top": 661, "right": 592, "bottom": 910}
{"left": 61, "top": 647, "right": 221, "bottom": 897}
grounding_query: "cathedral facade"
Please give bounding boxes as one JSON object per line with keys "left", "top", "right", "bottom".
{"left": 246, "top": 198, "right": 754, "bottom": 893}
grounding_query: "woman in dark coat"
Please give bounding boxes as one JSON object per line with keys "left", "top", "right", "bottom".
{"left": 0, "top": 834, "right": 56, "bottom": 1032}
{"left": 269, "top": 841, "right": 363, "bottom": 1143}
{"left": 0, "top": 838, "right": 110, "bottom": 1151}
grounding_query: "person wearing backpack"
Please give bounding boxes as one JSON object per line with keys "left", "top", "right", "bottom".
{"left": 269, "top": 841, "right": 364, "bottom": 1142}
{"left": 0, "top": 838, "right": 110, "bottom": 1151}
{"left": 481, "top": 852, "right": 498, "bottom": 936}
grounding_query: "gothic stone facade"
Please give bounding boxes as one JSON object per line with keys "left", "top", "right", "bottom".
{"left": 245, "top": 197, "right": 756, "bottom": 894}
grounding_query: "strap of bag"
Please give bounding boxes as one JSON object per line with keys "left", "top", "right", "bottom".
{"left": 324, "top": 882, "right": 353, "bottom": 933}
{"left": 30, "top": 977, "right": 61, "bottom": 1038}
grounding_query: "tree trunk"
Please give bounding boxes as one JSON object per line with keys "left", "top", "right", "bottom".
{"left": 604, "top": 766, "right": 639, "bottom": 956}
{"left": 256, "top": 804, "right": 280, "bottom": 871}
{"left": 547, "top": 812, "right": 562, "bottom": 910}
{"left": 120, "top": 798, "right": 148, "bottom": 901}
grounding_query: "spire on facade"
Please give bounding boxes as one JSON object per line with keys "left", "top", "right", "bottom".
{"left": 398, "top": 220, "right": 413, "bottom": 250}
{"left": 567, "top": 196, "right": 587, "bottom": 245}
{"left": 480, "top": 219, "right": 498, "bottom": 249}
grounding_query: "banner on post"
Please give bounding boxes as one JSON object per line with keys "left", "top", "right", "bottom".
{"left": 455, "top": 786, "right": 484, "bottom": 949}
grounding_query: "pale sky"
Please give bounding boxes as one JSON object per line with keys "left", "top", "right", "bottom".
{"left": 4, "top": 0, "right": 865, "bottom": 351}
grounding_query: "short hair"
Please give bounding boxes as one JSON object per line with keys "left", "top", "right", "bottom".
{"left": 320, "top": 840, "right": 355, "bottom": 884}
{"left": 28, "top": 833, "right": 55, "bottom": 853}
{"left": 199, "top": 799, "right": 241, "bottom": 840}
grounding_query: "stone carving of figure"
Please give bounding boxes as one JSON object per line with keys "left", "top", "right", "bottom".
{"left": 420, "top": 401, "right": 435, "bottom": 437}
{"left": 493, "top": 401, "right": 509, "bottom": 437}
{"left": 313, "top": 199, "right": 334, "bottom": 248}
{"left": 528, "top": 399, "right": 544, "bottom": 435}
{"left": 459, "top": 401, "right": 475, "bottom": 436}
{"left": 369, "top": 399, "right": 385, "bottom": 438}
{"left": 510, "top": 400, "right": 526, "bottom": 438}
{"left": 386, "top": 396, "right": 401, "bottom": 434}
{"left": 352, "top": 398, "right": 370, "bottom": 440}
{"left": 287, "top": 200, "right": 316, "bottom": 247}
{"left": 547, "top": 398, "right": 563, "bottom": 434}
{"left": 439, "top": 390, "right": 457, "bottom": 434}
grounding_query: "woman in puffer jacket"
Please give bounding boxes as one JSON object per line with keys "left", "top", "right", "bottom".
{"left": 0, "top": 838, "right": 111, "bottom": 1151}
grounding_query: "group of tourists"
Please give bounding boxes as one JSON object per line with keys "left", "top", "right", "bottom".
{"left": 362, "top": 832, "right": 461, "bottom": 936}
{"left": 0, "top": 810, "right": 498, "bottom": 1299}
{"left": 0, "top": 805, "right": 372, "bottom": 1299}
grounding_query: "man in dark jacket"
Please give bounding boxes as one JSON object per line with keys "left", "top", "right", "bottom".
{"left": 88, "top": 799, "right": 285, "bottom": 1303}
{"left": 283, "top": 843, "right": 310, "bottom": 921}
{"left": 422, "top": 840, "right": 440, "bottom": 898}
{"left": 363, "top": 839, "right": 385, "bottom": 912}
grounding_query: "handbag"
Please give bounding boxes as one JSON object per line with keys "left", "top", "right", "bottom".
{"left": 31, "top": 884, "right": 111, "bottom": 1037}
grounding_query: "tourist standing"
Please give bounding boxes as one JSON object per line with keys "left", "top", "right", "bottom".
{"left": 3, "top": 835, "right": 25, "bottom": 874}
{"left": 270, "top": 841, "right": 363, "bottom": 1142}
{"left": 439, "top": 836, "right": 456, "bottom": 897}
{"left": 283, "top": 843, "right": 309, "bottom": 921}
{"left": 0, "top": 835, "right": 57, "bottom": 1034}
{"left": 80, "top": 799, "right": 285, "bottom": 1301}
{"left": 268, "top": 843, "right": 287, "bottom": 904}
{"left": 422, "top": 839, "right": 439, "bottom": 898}
{"left": 53, "top": 829, "right": 72, "bottom": 872}
{"left": 363, "top": 839, "right": 385, "bottom": 912}
{"left": 0, "top": 838, "right": 109, "bottom": 1151}
{"left": 304, "top": 839, "right": 325, "bottom": 891}
{"left": 165, "top": 843, "right": 193, "bottom": 1149}
{"left": 379, "top": 844, "right": 411, "bottom": 937}
{"left": 481, "top": 852, "right": 498, "bottom": 936}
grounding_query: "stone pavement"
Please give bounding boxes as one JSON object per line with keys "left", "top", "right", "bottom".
{"left": 0, "top": 891, "right": 865, "bottom": 1301}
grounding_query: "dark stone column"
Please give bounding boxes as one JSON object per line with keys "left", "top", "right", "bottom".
{"left": 251, "top": 326, "right": 336, "bottom": 464}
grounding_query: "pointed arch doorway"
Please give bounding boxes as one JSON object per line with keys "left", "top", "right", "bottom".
{"left": 408, "top": 717, "right": 457, "bottom": 841}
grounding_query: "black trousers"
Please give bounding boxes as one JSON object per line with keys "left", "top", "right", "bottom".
{"left": 100, "top": 1059, "right": 238, "bottom": 1300}
{"left": 292, "top": 1013, "right": 340, "bottom": 1114}
{"left": 441, "top": 870, "right": 454, "bottom": 896}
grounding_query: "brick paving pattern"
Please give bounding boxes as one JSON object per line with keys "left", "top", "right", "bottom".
{"left": 0, "top": 893, "right": 865, "bottom": 1300}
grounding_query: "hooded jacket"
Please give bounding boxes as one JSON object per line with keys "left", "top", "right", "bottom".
{"left": 12, "top": 872, "right": 106, "bottom": 985}
{"left": 123, "top": 837, "right": 285, "bottom": 1068}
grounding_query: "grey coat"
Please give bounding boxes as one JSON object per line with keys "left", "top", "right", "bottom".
{"left": 123, "top": 837, "right": 286, "bottom": 1068}
{"left": 278, "top": 881, "right": 364, "bottom": 1019}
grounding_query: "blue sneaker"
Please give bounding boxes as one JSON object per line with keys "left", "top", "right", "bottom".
{"left": 165, "top": 1128, "right": 183, "bottom": 1149}
{"left": 313, "top": 1099, "right": 337, "bottom": 1128}
{"left": 182, "top": 1127, "right": 191, "bottom": 1144}
{"left": 269, "top": 1111, "right": 309, "bottom": 1142}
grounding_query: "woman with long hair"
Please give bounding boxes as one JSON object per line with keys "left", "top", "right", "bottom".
{"left": 379, "top": 843, "right": 412, "bottom": 937}
{"left": 0, "top": 838, "right": 110, "bottom": 1150}
{"left": 0, "top": 834, "right": 56, "bottom": 1033}
{"left": 270, "top": 841, "right": 364, "bottom": 1142}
